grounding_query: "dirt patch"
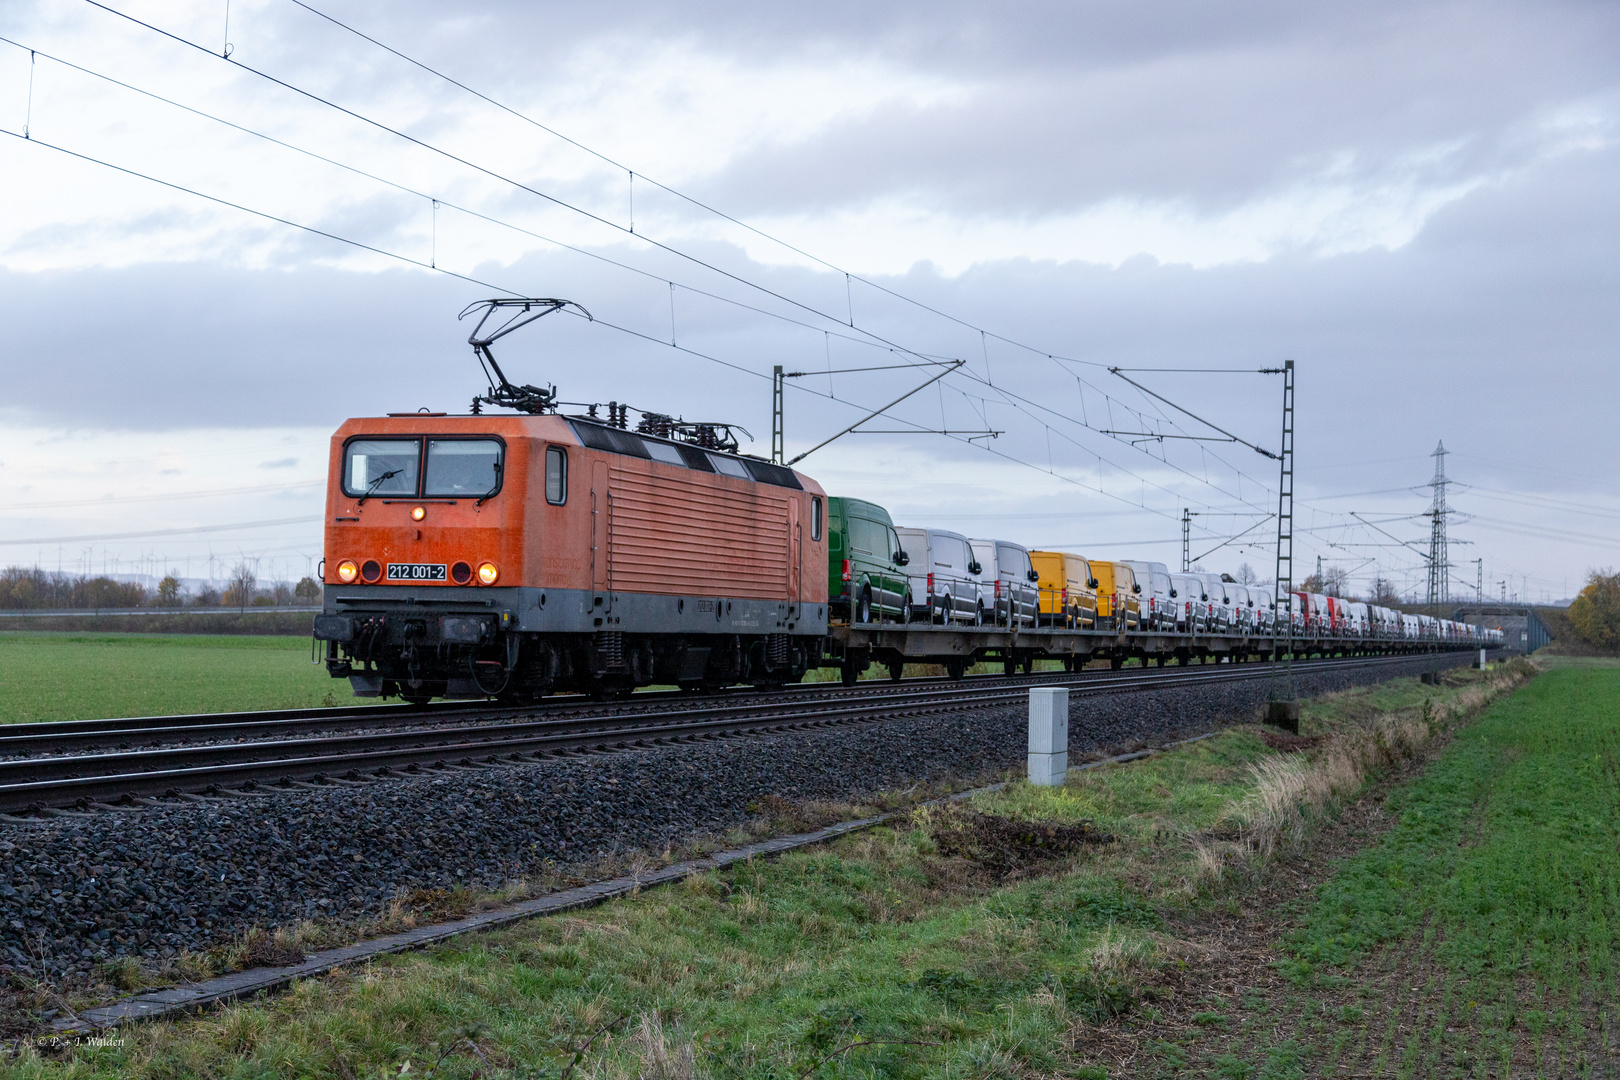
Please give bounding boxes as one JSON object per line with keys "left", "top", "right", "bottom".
{"left": 1258, "top": 729, "right": 1329, "bottom": 753}
{"left": 925, "top": 806, "right": 1114, "bottom": 878}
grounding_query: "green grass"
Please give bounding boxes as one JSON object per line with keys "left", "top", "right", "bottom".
{"left": 978, "top": 728, "right": 1271, "bottom": 835}
{"left": 1293, "top": 667, "right": 1620, "bottom": 978}
{"left": 0, "top": 633, "right": 363, "bottom": 723}
{"left": 1277, "top": 666, "right": 1620, "bottom": 1068}
{"left": 0, "top": 666, "right": 1535, "bottom": 1078}
{"left": 12, "top": 824, "right": 1152, "bottom": 1079}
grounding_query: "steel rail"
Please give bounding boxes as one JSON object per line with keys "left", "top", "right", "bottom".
{"left": 0, "top": 654, "right": 1449, "bottom": 814}
{"left": 0, "top": 665, "right": 1115, "bottom": 755}
{"left": 0, "top": 643, "right": 1458, "bottom": 756}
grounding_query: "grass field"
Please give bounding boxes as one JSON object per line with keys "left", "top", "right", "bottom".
{"left": 1281, "top": 661, "right": 1620, "bottom": 1073}
{"left": 0, "top": 633, "right": 363, "bottom": 724}
{"left": 2, "top": 664, "right": 1540, "bottom": 1077}
{"left": 1079, "top": 658, "right": 1620, "bottom": 1078}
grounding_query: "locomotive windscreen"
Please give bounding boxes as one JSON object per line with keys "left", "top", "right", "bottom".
{"left": 343, "top": 439, "right": 419, "bottom": 497}
{"left": 342, "top": 437, "right": 504, "bottom": 498}
{"left": 424, "top": 439, "right": 503, "bottom": 497}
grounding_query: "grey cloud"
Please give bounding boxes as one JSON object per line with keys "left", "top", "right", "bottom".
{"left": 3, "top": 135, "right": 1613, "bottom": 506}
{"left": 234, "top": 0, "right": 1620, "bottom": 217}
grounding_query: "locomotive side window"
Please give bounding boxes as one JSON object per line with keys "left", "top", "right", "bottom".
{"left": 545, "top": 446, "right": 567, "bottom": 504}
{"left": 707, "top": 453, "right": 751, "bottom": 479}
{"left": 811, "top": 497, "right": 823, "bottom": 541}
{"left": 344, "top": 439, "right": 419, "bottom": 498}
{"left": 424, "top": 439, "right": 503, "bottom": 497}
{"left": 644, "top": 441, "right": 685, "bottom": 466}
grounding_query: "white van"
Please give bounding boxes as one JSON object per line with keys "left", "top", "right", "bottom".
{"left": 1251, "top": 587, "right": 1275, "bottom": 633}
{"left": 1170, "top": 573, "right": 1205, "bottom": 632}
{"left": 1121, "top": 560, "right": 1175, "bottom": 631}
{"left": 1194, "top": 573, "right": 1233, "bottom": 632}
{"left": 1230, "top": 584, "right": 1253, "bottom": 632}
{"left": 970, "top": 539, "right": 1040, "bottom": 627}
{"left": 896, "top": 527, "right": 982, "bottom": 624}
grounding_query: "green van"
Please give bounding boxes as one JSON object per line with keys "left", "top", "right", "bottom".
{"left": 826, "top": 496, "right": 911, "bottom": 623}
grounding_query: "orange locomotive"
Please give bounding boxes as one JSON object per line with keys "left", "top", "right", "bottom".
{"left": 313, "top": 299, "right": 829, "bottom": 702}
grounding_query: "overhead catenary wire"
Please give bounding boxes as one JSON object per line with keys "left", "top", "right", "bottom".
{"left": 13, "top": 11, "right": 1354, "bottom": 556}
{"left": 276, "top": 0, "right": 1118, "bottom": 374}
{"left": 0, "top": 128, "right": 1208, "bottom": 526}
{"left": 69, "top": 2, "right": 1296, "bottom": 520}
{"left": 5, "top": 30, "right": 1263, "bottom": 527}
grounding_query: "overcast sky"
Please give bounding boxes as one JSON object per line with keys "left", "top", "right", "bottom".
{"left": 1, "top": 0, "right": 1615, "bottom": 601}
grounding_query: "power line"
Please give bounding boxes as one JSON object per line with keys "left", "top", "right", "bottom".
{"left": 28, "top": 9, "right": 1341, "bottom": 543}
{"left": 23, "top": 23, "right": 1255, "bottom": 521}
{"left": 0, "top": 126, "right": 1192, "bottom": 527}
{"left": 0, "top": 516, "right": 324, "bottom": 546}
{"left": 76, "top": 0, "right": 1304, "bottom": 522}
{"left": 276, "top": 0, "right": 1118, "bottom": 375}
{"left": 10, "top": 479, "right": 322, "bottom": 510}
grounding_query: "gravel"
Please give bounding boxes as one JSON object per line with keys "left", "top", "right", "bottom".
{"left": 0, "top": 653, "right": 1470, "bottom": 979}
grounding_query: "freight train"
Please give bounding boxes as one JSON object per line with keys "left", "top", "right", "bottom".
{"left": 312, "top": 299, "right": 1497, "bottom": 702}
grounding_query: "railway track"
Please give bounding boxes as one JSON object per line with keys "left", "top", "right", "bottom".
{"left": 0, "top": 653, "right": 1451, "bottom": 816}
{"left": 2, "top": 665, "right": 1113, "bottom": 757}
{"left": 0, "top": 648, "right": 1450, "bottom": 757}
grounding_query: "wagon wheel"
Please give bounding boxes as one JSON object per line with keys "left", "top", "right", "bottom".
{"left": 945, "top": 657, "right": 966, "bottom": 681}
{"left": 887, "top": 658, "right": 904, "bottom": 682}
{"left": 840, "top": 650, "right": 867, "bottom": 686}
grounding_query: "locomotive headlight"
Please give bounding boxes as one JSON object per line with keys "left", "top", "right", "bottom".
{"left": 476, "top": 561, "right": 499, "bottom": 585}
{"left": 336, "top": 559, "right": 359, "bottom": 583}
{"left": 410, "top": 505, "right": 426, "bottom": 522}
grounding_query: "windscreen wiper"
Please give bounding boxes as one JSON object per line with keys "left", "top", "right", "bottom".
{"left": 357, "top": 468, "right": 401, "bottom": 505}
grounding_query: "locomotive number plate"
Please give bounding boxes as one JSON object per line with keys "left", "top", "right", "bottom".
{"left": 386, "top": 563, "right": 447, "bottom": 582}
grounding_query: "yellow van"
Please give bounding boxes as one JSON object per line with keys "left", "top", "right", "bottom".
{"left": 1030, "top": 551, "right": 1097, "bottom": 628}
{"left": 1090, "top": 560, "right": 1140, "bottom": 631}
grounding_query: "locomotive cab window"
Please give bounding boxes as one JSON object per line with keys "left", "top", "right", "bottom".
{"left": 811, "top": 497, "right": 823, "bottom": 541}
{"left": 545, "top": 446, "right": 567, "bottom": 505}
{"left": 424, "top": 439, "right": 503, "bottom": 497}
{"left": 344, "top": 439, "right": 419, "bottom": 498}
